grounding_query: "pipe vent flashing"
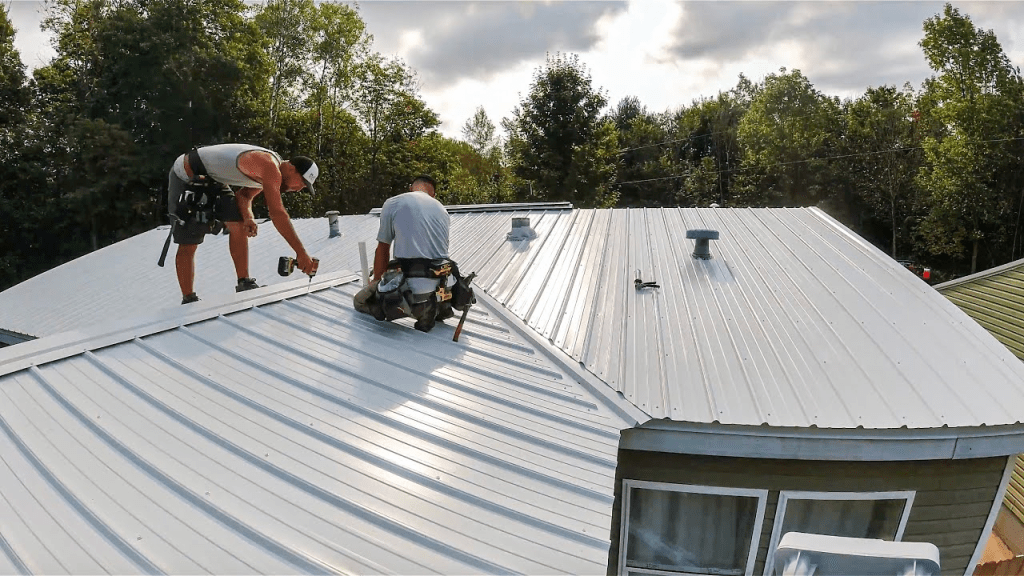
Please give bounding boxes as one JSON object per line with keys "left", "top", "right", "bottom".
{"left": 507, "top": 217, "right": 537, "bottom": 241}
{"left": 686, "top": 229, "right": 720, "bottom": 259}
{"left": 326, "top": 211, "right": 341, "bottom": 238}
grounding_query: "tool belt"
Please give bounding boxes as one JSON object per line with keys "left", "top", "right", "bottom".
{"left": 374, "top": 258, "right": 474, "bottom": 317}
{"left": 174, "top": 147, "right": 230, "bottom": 226}
{"left": 397, "top": 258, "right": 456, "bottom": 303}
{"left": 395, "top": 258, "right": 475, "bottom": 310}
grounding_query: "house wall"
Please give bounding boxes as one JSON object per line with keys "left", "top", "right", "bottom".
{"left": 995, "top": 504, "right": 1024, "bottom": 555}
{"left": 998, "top": 455, "right": 1024, "bottom": 553}
{"left": 607, "top": 449, "right": 1010, "bottom": 576}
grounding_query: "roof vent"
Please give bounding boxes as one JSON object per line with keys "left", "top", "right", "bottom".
{"left": 686, "top": 229, "right": 720, "bottom": 259}
{"left": 326, "top": 210, "right": 341, "bottom": 238}
{"left": 507, "top": 217, "right": 537, "bottom": 241}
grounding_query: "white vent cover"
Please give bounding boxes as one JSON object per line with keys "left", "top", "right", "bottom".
{"left": 774, "top": 533, "right": 940, "bottom": 576}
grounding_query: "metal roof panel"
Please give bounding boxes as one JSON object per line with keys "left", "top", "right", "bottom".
{"left": 0, "top": 277, "right": 631, "bottom": 574}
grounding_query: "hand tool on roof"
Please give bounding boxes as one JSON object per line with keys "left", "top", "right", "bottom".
{"left": 452, "top": 272, "right": 477, "bottom": 342}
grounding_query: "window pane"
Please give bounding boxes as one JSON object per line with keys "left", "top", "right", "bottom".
{"left": 781, "top": 498, "right": 905, "bottom": 541}
{"left": 626, "top": 487, "right": 758, "bottom": 575}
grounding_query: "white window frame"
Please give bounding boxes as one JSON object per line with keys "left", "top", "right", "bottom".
{"left": 761, "top": 490, "right": 916, "bottom": 576}
{"left": 619, "top": 480, "right": 769, "bottom": 576}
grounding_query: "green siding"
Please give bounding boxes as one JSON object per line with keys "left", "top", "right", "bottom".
{"left": 608, "top": 450, "right": 1008, "bottom": 576}
{"left": 938, "top": 262, "right": 1024, "bottom": 362}
{"left": 939, "top": 262, "right": 1024, "bottom": 531}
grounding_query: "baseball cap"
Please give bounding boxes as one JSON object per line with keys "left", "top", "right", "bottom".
{"left": 291, "top": 156, "right": 319, "bottom": 193}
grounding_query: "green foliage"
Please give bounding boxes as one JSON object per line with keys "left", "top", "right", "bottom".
{"left": 666, "top": 90, "right": 746, "bottom": 207}
{"left": 915, "top": 3, "right": 1021, "bottom": 272}
{"left": 503, "top": 53, "right": 616, "bottom": 207}
{"left": 734, "top": 68, "right": 836, "bottom": 207}
{"left": 461, "top": 106, "right": 497, "bottom": 155}
{"left": 6, "top": 1, "right": 1024, "bottom": 292}
{"left": 843, "top": 85, "right": 924, "bottom": 257}
{"left": 610, "top": 97, "right": 673, "bottom": 207}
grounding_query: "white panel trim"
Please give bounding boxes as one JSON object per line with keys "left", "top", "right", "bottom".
{"left": 619, "top": 479, "right": 768, "bottom": 576}
{"left": 761, "top": 490, "right": 916, "bottom": 576}
{"left": 966, "top": 456, "right": 1016, "bottom": 576}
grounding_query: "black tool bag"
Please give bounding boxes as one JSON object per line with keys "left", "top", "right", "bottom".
{"left": 174, "top": 147, "right": 227, "bottom": 226}
{"left": 450, "top": 267, "right": 476, "bottom": 312}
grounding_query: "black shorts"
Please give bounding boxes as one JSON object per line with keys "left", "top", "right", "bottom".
{"left": 167, "top": 169, "right": 243, "bottom": 245}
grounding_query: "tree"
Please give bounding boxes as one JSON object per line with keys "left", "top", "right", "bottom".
{"left": 915, "top": 3, "right": 1020, "bottom": 273}
{"left": 609, "top": 97, "right": 673, "bottom": 207}
{"left": 307, "top": 1, "right": 371, "bottom": 155}
{"left": 734, "top": 68, "right": 837, "bottom": 207}
{"left": 668, "top": 90, "right": 747, "bottom": 207}
{"left": 0, "top": 3, "right": 34, "bottom": 289}
{"left": 349, "top": 53, "right": 440, "bottom": 210}
{"left": 844, "top": 85, "right": 923, "bottom": 257}
{"left": 254, "top": 0, "right": 315, "bottom": 134}
{"left": 461, "top": 106, "right": 497, "bottom": 155}
{"left": 503, "top": 53, "right": 616, "bottom": 207}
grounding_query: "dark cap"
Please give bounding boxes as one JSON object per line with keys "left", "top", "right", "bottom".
{"left": 290, "top": 156, "right": 319, "bottom": 194}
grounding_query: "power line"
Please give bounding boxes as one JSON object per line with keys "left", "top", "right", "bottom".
{"left": 615, "top": 135, "right": 1024, "bottom": 187}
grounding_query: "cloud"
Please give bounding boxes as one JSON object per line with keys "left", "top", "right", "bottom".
{"left": 665, "top": 2, "right": 953, "bottom": 96}
{"left": 357, "top": 1, "right": 627, "bottom": 86}
{"left": 6, "top": 0, "right": 56, "bottom": 70}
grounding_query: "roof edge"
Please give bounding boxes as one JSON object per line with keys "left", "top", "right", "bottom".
{"left": 936, "top": 257, "right": 1024, "bottom": 290}
{"left": 369, "top": 201, "right": 574, "bottom": 216}
{"left": 0, "top": 271, "right": 361, "bottom": 377}
{"left": 0, "top": 327, "right": 36, "bottom": 345}
{"left": 625, "top": 421, "right": 1024, "bottom": 461}
{"left": 472, "top": 289, "right": 648, "bottom": 427}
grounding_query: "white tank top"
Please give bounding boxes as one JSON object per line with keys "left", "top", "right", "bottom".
{"left": 172, "top": 144, "right": 282, "bottom": 189}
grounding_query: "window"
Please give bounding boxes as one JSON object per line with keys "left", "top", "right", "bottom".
{"left": 762, "top": 491, "right": 916, "bottom": 576}
{"left": 619, "top": 480, "right": 768, "bottom": 576}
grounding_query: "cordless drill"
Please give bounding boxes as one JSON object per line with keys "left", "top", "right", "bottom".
{"left": 278, "top": 256, "right": 320, "bottom": 290}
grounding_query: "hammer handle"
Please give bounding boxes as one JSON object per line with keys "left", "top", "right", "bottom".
{"left": 452, "top": 307, "right": 470, "bottom": 342}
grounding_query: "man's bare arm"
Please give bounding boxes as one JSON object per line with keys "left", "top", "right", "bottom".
{"left": 373, "top": 241, "right": 390, "bottom": 282}
{"left": 240, "top": 152, "right": 314, "bottom": 272}
{"left": 235, "top": 187, "right": 260, "bottom": 237}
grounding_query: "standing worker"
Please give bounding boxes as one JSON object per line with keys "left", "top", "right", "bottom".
{"left": 166, "top": 143, "right": 320, "bottom": 304}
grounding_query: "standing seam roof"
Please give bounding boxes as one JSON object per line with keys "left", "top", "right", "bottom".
{"left": 449, "top": 207, "right": 1024, "bottom": 428}
{"left": 4, "top": 208, "right": 1024, "bottom": 430}
{"left": 0, "top": 277, "right": 632, "bottom": 575}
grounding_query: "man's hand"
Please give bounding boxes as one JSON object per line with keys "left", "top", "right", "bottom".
{"left": 242, "top": 218, "right": 259, "bottom": 238}
{"left": 296, "top": 252, "right": 318, "bottom": 275}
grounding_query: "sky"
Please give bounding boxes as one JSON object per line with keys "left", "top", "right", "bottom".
{"left": 6, "top": 0, "right": 1024, "bottom": 140}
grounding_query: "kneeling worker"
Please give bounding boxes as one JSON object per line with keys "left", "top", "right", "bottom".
{"left": 354, "top": 175, "right": 472, "bottom": 332}
{"left": 167, "top": 143, "right": 320, "bottom": 304}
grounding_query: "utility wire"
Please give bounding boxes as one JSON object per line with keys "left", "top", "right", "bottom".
{"left": 615, "top": 135, "right": 1024, "bottom": 187}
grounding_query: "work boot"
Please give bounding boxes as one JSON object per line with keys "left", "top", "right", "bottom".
{"left": 181, "top": 293, "right": 200, "bottom": 305}
{"left": 236, "top": 277, "right": 261, "bottom": 292}
{"left": 436, "top": 303, "right": 455, "bottom": 322}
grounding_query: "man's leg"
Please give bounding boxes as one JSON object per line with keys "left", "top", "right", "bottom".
{"left": 353, "top": 280, "right": 386, "bottom": 320}
{"left": 225, "top": 221, "right": 250, "bottom": 280}
{"left": 175, "top": 243, "right": 199, "bottom": 297}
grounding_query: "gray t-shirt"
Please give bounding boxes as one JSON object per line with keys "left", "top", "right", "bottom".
{"left": 377, "top": 191, "right": 449, "bottom": 259}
